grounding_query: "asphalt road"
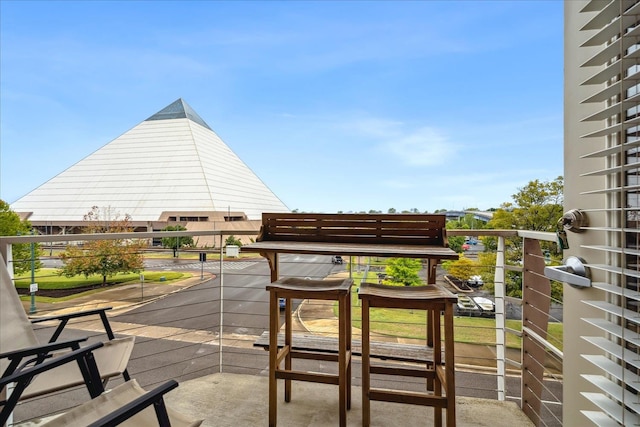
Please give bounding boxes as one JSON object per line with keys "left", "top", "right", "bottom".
{"left": 18, "top": 254, "right": 562, "bottom": 426}
{"left": 116, "top": 254, "right": 339, "bottom": 333}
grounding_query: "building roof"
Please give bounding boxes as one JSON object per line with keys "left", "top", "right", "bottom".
{"left": 11, "top": 99, "right": 289, "bottom": 222}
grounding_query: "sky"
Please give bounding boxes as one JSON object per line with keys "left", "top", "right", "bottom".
{"left": 0, "top": 1, "right": 563, "bottom": 214}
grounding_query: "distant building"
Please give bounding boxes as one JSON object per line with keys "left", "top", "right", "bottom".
{"left": 443, "top": 210, "right": 493, "bottom": 223}
{"left": 10, "top": 99, "right": 289, "bottom": 246}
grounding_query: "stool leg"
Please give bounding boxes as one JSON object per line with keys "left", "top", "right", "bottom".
{"left": 444, "top": 302, "right": 456, "bottom": 427}
{"left": 338, "top": 293, "right": 347, "bottom": 427}
{"left": 426, "top": 309, "right": 434, "bottom": 392}
{"left": 269, "top": 291, "right": 279, "bottom": 427}
{"left": 284, "top": 297, "right": 292, "bottom": 403}
{"left": 362, "top": 298, "right": 371, "bottom": 427}
{"left": 346, "top": 289, "right": 352, "bottom": 410}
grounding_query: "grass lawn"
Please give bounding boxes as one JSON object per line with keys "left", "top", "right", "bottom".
{"left": 340, "top": 272, "right": 563, "bottom": 351}
{"left": 14, "top": 268, "right": 186, "bottom": 289}
{"left": 14, "top": 269, "right": 190, "bottom": 303}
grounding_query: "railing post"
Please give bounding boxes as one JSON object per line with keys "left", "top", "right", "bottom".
{"left": 219, "top": 234, "right": 224, "bottom": 373}
{"left": 521, "top": 237, "right": 551, "bottom": 426}
{"left": 494, "top": 236, "right": 506, "bottom": 401}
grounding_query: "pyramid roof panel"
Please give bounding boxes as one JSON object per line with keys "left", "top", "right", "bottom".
{"left": 11, "top": 100, "right": 289, "bottom": 222}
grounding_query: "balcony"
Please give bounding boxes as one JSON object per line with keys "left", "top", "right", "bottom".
{"left": 0, "top": 229, "right": 560, "bottom": 426}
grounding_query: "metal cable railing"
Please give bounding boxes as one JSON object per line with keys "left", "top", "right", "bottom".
{"left": 1, "top": 230, "right": 562, "bottom": 426}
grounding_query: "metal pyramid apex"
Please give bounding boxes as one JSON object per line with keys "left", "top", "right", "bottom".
{"left": 145, "top": 98, "right": 211, "bottom": 130}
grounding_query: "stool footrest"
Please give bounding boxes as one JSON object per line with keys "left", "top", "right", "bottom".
{"left": 255, "top": 332, "right": 436, "bottom": 364}
{"left": 370, "top": 365, "right": 434, "bottom": 379}
{"left": 276, "top": 369, "right": 340, "bottom": 385}
{"left": 369, "top": 388, "right": 449, "bottom": 408}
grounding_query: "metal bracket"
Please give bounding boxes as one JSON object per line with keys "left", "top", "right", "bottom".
{"left": 559, "top": 209, "right": 588, "bottom": 233}
{"left": 544, "top": 256, "right": 591, "bottom": 288}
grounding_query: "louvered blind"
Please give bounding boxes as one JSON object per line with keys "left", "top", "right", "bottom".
{"left": 579, "top": 1, "right": 640, "bottom": 425}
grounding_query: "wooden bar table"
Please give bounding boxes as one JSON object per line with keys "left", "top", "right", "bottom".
{"left": 242, "top": 213, "right": 459, "bottom": 426}
{"left": 242, "top": 240, "right": 458, "bottom": 284}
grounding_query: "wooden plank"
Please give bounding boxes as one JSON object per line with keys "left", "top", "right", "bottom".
{"left": 264, "top": 213, "right": 445, "bottom": 221}
{"left": 258, "top": 213, "right": 448, "bottom": 247}
{"left": 276, "top": 370, "right": 339, "bottom": 385}
{"left": 254, "top": 332, "right": 438, "bottom": 364}
{"left": 370, "top": 365, "right": 432, "bottom": 379}
{"left": 369, "top": 388, "right": 449, "bottom": 408}
{"left": 243, "top": 241, "right": 458, "bottom": 260}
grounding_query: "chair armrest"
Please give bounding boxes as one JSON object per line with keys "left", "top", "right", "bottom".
{"left": 0, "top": 337, "right": 89, "bottom": 378}
{"left": 31, "top": 307, "right": 116, "bottom": 342}
{"left": 30, "top": 307, "right": 113, "bottom": 324}
{"left": 87, "top": 380, "right": 179, "bottom": 427}
{"left": 0, "top": 342, "right": 104, "bottom": 387}
{"left": 0, "top": 342, "right": 106, "bottom": 426}
{"left": 0, "top": 338, "right": 88, "bottom": 362}
{"left": 0, "top": 338, "right": 87, "bottom": 359}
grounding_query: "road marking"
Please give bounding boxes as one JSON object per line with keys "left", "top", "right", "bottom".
{"left": 164, "top": 261, "right": 258, "bottom": 271}
{"left": 61, "top": 319, "right": 258, "bottom": 349}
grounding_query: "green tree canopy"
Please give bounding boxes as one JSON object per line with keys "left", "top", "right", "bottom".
{"left": 161, "top": 225, "right": 194, "bottom": 257}
{"left": 442, "top": 255, "right": 476, "bottom": 281}
{"left": 488, "top": 176, "right": 564, "bottom": 233}
{"left": 225, "top": 235, "right": 243, "bottom": 247}
{"left": 0, "top": 200, "right": 42, "bottom": 274}
{"left": 59, "top": 206, "right": 144, "bottom": 286}
{"left": 483, "top": 176, "right": 565, "bottom": 301}
{"left": 385, "top": 258, "right": 422, "bottom": 286}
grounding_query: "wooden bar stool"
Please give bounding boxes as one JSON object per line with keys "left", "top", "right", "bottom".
{"left": 266, "top": 277, "right": 353, "bottom": 427}
{"left": 358, "top": 282, "right": 457, "bottom": 427}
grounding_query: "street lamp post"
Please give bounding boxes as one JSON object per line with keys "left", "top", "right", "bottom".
{"left": 30, "top": 229, "right": 36, "bottom": 314}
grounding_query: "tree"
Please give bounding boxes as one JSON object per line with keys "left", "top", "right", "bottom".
{"left": 385, "top": 258, "right": 422, "bottom": 286}
{"left": 161, "top": 225, "right": 194, "bottom": 257}
{"left": 484, "top": 176, "right": 565, "bottom": 300}
{"left": 225, "top": 235, "right": 243, "bottom": 247}
{"left": 59, "top": 206, "right": 144, "bottom": 286}
{"left": 489, "top": 176, "right": 564, "bottom": 233}
{"left": 0, "top": 200, "right": 42, "bottom": 274}
{"left": 442, "top": 255, "right": 476, "bottom": 282}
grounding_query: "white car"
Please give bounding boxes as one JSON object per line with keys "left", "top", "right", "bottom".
{"left": 467, "top": 275, "right": 484, "bottom": 287}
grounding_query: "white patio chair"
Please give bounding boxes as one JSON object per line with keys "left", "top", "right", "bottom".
{"left": 0, "top": 252, "right": 134, "bottom": 404}
{"left": 1, "top": 342, "right": 202, "bottom": 427}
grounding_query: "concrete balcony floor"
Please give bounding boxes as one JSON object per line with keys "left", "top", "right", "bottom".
{"left": 164, "top": 372, "right": 534, "bottom": 426}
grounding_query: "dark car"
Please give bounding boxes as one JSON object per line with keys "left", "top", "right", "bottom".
{"left": 332, "top": 255, "right": 343, "bottom": 264}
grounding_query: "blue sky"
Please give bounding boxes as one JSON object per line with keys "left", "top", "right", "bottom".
{"left": 0, "top": 1, "right": 563, "bottom": 214}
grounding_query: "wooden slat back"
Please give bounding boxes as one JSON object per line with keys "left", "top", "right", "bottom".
{"left": 257, "top": 213, "right": 447, "bottom": 247}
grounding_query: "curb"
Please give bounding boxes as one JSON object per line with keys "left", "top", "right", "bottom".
{"left": 29, "top": 272, "right": 215, "bottom": 317}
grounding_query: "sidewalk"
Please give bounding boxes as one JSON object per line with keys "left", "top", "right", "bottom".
{"left": 23, "top": 273, "right": 213, "bottom": 317}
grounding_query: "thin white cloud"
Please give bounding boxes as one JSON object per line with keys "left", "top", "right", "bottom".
{"left": 381, "top": 127, "right": 456, "bottom": 167}
{"left": 380, "top": 179, "right": 416, "bottom": 190}
{"left": 345, "top": 118, "right": 404, "bottom": 139}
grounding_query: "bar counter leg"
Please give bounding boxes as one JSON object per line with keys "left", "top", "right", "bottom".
{"left": 338, "top": 293, "right": 347, "bottom": 427}
{"left": 284, "top": 296, "right": 292, "bottom": 402}
{"left": 444, "top": 302, "right": 456, "bottom": 427}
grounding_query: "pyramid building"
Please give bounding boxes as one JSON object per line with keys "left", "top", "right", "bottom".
{"left": 11, "top": 99, "right": 289, "bottom": 241}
